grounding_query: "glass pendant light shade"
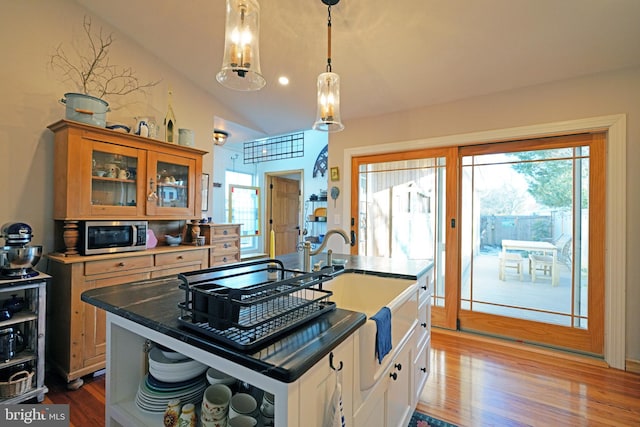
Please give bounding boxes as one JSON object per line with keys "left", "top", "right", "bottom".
{"left": 216, "top": 0, "right": 265, "bottom": 91}
{"left": 313, "top": 71, "right": 344, "bottom": 132}
{"left": 313, "top": 0, "right": 343, "bottom": 132}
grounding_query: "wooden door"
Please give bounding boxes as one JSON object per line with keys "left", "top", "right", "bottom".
{"left": 269, "top": 176, "right": 300, "bottom": 255}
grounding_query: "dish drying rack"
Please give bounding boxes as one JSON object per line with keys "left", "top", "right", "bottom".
{"left": 177, "top": 259, "right": 336, "bottom": 351}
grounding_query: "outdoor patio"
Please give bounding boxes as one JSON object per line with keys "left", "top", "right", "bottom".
{"left": 459, "top": 246, "right": 588, "bottom": 327}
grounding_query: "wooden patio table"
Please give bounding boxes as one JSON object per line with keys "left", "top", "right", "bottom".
{"left": 501, "top": 239, "right": 558, "bottom": 286}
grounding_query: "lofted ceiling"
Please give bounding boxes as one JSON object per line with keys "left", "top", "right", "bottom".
{"left": 75, "top": 0, "right": 640, "bottom": 142}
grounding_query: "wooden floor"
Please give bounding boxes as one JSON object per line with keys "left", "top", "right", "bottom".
{"left": 40, "top": 331, "right": 640, "bottom": 427}
{"left": 42, "top": 373, "right": 105, "bottom": 427}
{"left": 418, "top": 330, "right": 640, "bottom": 426}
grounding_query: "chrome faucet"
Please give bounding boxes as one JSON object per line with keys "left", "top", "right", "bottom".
{"left": 303, "top": 228, "right": 351, "bottom": 272}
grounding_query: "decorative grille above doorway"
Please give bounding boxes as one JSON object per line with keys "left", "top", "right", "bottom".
{"left": 244, "top": 132, "right": 304, "bottom": 164}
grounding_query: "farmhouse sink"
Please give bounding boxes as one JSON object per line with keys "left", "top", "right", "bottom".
{"left": 322, "top": 272, "right": 418, "bottom": 390}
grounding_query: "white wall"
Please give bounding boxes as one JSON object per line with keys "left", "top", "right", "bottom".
{"left": 255, "top": 130, "right": 329, "bottom": 251}
{"left": 0, "top": 0, "right": 254, "bottom": 253}
{"left": 255, "top": 130, "right": 329, "bottom": 199}
{"left": 328, "top": 66, "right": 640, "bottom": 363}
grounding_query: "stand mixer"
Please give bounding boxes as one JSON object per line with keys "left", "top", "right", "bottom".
{"left": 0, "top": 222, "right": 43, "bottom": 279}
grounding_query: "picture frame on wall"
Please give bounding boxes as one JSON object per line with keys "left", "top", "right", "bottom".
{"left": 330, "top": 167, "right": 339, "bottom": 181}
{"left": 201, "top": 173, "right": 209, "bottom": 211}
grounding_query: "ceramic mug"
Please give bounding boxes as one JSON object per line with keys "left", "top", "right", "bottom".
{"left": 229, "top": 393, "right": 258, "bottom": 419}
{"left": 260, "top": 392, "right": 275, "bottom": 417}
{"left": 201, "top": 417, "right": 228, "bottom": 427}
{"left": 228, "top": 415, "right": 257, "bottom": 427}
{"left": 202, "top": 384, "right": 232, "bottom": 420}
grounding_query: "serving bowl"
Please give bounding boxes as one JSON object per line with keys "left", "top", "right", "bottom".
{"left": 106, "top": 122, "right": 131, "bottom": 133}
{"left": 164, "top": 235, "right": 182, "bottom": 246}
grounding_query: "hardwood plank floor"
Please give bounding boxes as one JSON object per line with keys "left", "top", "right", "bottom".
{"left": 418, "top": 330, "right": 640, "bottom": 426}
{"left": 42, "top": 373, "right": 105, "bottom": 427}
{"left": 39, "top": 331, "right": 640, "bottom": 427}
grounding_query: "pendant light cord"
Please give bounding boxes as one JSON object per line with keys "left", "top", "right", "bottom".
{"left": 326, "top": 5, "right": 332, "bottom": 72}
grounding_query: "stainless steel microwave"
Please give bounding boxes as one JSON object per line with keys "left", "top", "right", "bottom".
{"left": 82, "top": 220, "right": 148, "bottom": 255}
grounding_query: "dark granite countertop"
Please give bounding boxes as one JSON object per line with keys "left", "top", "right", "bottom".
{"left": 81, "top": 254, "right": 432, "bottom": 383}
{"left": 277, "top": 252, "right": 433, "bottom": 280}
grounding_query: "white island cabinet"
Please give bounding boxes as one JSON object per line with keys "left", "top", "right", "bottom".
{"left": 91, "top": 258, "right": 433, "bottom": 427}
{"left": 104, "top": 313, "right": 356, "bottom": 427}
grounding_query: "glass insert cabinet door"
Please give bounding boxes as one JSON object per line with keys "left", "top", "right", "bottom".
{"left": 90, "top": 142, "right": 145, "bottom": 216}
{"left": 147, "top": 151, "right": 197, "bottom": 216}
{"left": 156, "top": 161, "right": 188, "bottom": 208}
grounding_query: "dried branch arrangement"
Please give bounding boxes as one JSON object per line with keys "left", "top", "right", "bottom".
{"left": 50, "top": 16, "right": 160, "bottom": 99}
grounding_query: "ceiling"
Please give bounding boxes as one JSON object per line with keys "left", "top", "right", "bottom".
{"left": 75, "top": 0, "right": 640, "bottom": 142}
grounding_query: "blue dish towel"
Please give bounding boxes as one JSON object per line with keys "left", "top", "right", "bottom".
{"left": 370, "top": 307, "right": 392, "bottom": 364}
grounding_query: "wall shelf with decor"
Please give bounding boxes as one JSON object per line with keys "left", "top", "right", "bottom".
{"left": 304, "top": 197, "right": 327, "bottom": 248}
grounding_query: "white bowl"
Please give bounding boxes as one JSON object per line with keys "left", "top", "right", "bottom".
{"left": 149, "top": 365, "right": 207, "bottom": 383}
{"left": 160, "top": 350, "right": 189, "bottom": 361}
{"left": 149, "top": 347, "right": 192, "bottom": 364}
{"left": 165, "top": 235, "right": 182, "bottom": 246}
{"left": 206, "top": 367, "right": 236, "bottom": 386}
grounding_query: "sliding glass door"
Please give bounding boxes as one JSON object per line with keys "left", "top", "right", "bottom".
{"left": 351, "top": 148, "right": 459, "bottom": 328}
{"left": 352, "top": 132, "right": 605, "bottom": 355}
{"left": 457, "top": 133, "right": 604, "bottom": 354}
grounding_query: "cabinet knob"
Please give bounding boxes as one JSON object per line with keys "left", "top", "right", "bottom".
{"left": 223, "top": 230, "right": 228, "bottom": 235}
{"left": 177, "top": 255, "right": 183, "bottom": 260}
{"left": 389, "top": 372, "right": 398, "bottom": 381}
{"left": 421, "top": 322, "right": 427, "bottom": 328}
{"left": 118, "top": 262, "right": 125, "bottom": 267}
{"left": 394, "top": 363, "right": 402, "bottom": 371}
{"left": 421, "top": 285, "right": 427, "bottom": 290}
{"left": 421, "top": 367, "right": 427, "bottom": 373}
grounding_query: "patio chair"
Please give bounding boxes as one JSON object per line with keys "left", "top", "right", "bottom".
{"left": 529, "top": 253, "right": 554, "bottom": 283}
{"left": 499, "top": 252, "right": 523, "bottom": 281}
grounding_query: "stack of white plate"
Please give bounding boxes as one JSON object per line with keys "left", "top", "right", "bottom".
{"left": 135, "top": 374, "right": 207, "bottom": 413}
{"left": 135, "top": 347, "right": 208, "bottom": 413}
{"left": 147, "top": 347, "right": 207, "bottom": 382}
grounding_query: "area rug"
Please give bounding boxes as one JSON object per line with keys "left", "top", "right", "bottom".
{"left": 408, "top": 410, "right": 459, "bottom": 427}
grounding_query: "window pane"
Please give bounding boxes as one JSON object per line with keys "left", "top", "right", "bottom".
{"left": 460, "top": 146, "right": 589, "bottom": 328}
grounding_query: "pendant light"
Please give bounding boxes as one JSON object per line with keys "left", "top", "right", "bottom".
{"left": 217, "top": 0, "right": 266, "bottom": 91}
{"left": 313, "top": 0, "right": 344, "bottom": 132}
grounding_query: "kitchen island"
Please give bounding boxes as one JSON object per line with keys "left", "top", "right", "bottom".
{"left": 82, "top": 253, "right": 433, "bottom": 427}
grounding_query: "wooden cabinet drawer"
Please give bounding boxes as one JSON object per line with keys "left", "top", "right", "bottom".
{"left": 212, "top": 225, "right": 239, "bottom": 238}
{"left": 211, "top": 239, "right": 239, "bottom": 254}
{"left": 211, "top": 253, "right": 240, "bottom": 266}
{"left": 85, "top": 255, "right": 154, "bottom": 276}
{"left": 155, "top": 249, "right": 206, "bottom": 266}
